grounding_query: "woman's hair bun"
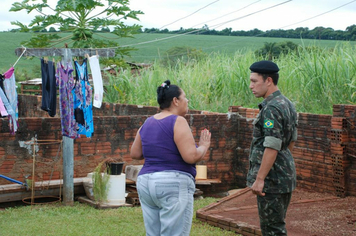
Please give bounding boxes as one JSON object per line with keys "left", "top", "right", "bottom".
{"left": 160, "top": 80, "right": 170, "bottom": 88}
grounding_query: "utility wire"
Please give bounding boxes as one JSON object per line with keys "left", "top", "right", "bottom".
{"left": 129, "top": 0, "right": 262, "bottom": 49}
{"left": 158, "top": 0, "right": 221, "bottom": 30}
{"left": 119, "top": 0, "right": 292, "bottom": 48}
{"left": 190, "top": 0, "right": 356, "bottom": 52}
{"left": 279, "top": 0, "right": 356, "bottom": 29}
{"left": 191, "top": 0, "right": 262, "bottom": 29}
{"left": 209, "top": 0, "right": 292, "bottom": 29}
{"left": 125, "top": 0, "right": 356, "bottom": 59}
{"left": 133, "top": 0, "right": 222, "bottom": 42}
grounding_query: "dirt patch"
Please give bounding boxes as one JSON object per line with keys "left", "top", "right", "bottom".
{"left": 198, "top": 188, "right": 356, "bottom": 236}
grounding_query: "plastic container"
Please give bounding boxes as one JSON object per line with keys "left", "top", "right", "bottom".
{"left": 106, "top": 174, "right": 126, "bottom": 205}
{"left": 107, "top": 162, "right": 125, "bottom": 175}
{"left": 196, "top": 165, "right": 207, "bottom": 180}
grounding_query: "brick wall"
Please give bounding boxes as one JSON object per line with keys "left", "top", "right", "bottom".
{"left": 0, "top": 95, "right": 237, "bottom": 194}
{"left": 1, "top": 95, "right": 356, "bottom": 197}
{"left": 230, "top": 105, "right": 356, "bottom": 197}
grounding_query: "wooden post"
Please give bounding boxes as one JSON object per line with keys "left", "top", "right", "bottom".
{"left": 15, "top": 47, "right": 115, "bottom": 206}
{"left": 62, "top": 48, "right": 74, "bottom": 205}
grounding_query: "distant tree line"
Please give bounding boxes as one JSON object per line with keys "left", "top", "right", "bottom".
{"left": 8, "top": 24, "right": 356, "bottom": 41}
{"left": 142, "top": 25, "right": 356, "bottom": 41}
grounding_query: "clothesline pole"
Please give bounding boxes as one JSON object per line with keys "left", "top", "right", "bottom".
{"left": 62, "top": 48, "right": 74, "bottom": 206}
{"left": 15, "top": 47, "right": 115, "bottom": 206}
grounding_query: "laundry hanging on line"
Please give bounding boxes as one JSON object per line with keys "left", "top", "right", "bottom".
{"left": 56, "top": 60, "right": 80, "bottom": 139}
{"left": 42, "top": 55, "right": 102, "bottom": 139}
{"left": 72, "top": 57, "right": 94, "bottom": 138}
{"left": 0, "top": 47, "right": 26, "bottom": 135}
{"left": 0, "top": 67, "right": 19, "bottom": 134}
{"left": 88, "top": 55, "right": 104, "bottom": 108}
{"left": 40, "top": 58, "right": 57, "bottom": 117}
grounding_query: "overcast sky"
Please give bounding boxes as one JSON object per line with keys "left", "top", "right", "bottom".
{"left": 0, "top": 0, "right": 355, "bottom": 32}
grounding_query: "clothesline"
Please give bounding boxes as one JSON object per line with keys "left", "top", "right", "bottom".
{"left": 14, "top": 47, "right": 105, "bottom": 69}
{"left": 14, "top": 47, "right": 116, "bottom": 59}
{"left": 1, "top": 46, "right": 105, "bottom": 136}
{"left": 12, "top": 46, "right": 27, "bottom": 68}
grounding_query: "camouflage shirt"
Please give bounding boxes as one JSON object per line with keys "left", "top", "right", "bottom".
{"left": 246, "top": 90, "right": 298, "bottom": 193}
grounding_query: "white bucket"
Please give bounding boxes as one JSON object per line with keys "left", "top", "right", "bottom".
{"left": 106, "top": 174, "right": 126, "bottom": 205}
{"left": 196, "top": 165, "right": 207, "bottom": 180}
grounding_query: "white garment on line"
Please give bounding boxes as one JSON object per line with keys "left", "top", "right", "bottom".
{"left": 88, "top": 55, "right": 104, "bottom": 108}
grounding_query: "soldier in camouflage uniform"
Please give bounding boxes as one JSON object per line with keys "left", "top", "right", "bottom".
{"left": 246, "top": 60, "right": 298, "bottom": 236}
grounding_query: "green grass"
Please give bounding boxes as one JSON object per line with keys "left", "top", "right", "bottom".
{"left": 120, "top": 33, "right": 355, "bottom": 63}
{"left": 0, "top": 197, "right": 238, "bottom": 236}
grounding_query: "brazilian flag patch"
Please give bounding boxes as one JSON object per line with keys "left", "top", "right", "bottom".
{"left": 264, "top": 119, "right": 274, "bottom": 128}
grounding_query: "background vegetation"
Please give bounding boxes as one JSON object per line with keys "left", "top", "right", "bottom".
{"left": 142, "top": 24, "right": 356, "bottom": 41}
{"left": 1, "top": 32, "right": 355, "bottom": 115}
{"left": 104, "top": 41, "right": 356, "bottom": 115}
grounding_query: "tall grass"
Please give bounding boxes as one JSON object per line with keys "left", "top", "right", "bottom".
{"left": 104, "top": 42, "right": 356, "bottom": 114}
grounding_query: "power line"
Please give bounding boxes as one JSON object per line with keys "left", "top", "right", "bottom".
{"left": 123, "top": 0, "right": 356, "bottom": 59}
{"left": 195, "top": 0, "right": 356, "bottom": 52}
{"left": 191, "top": 0, "right": 262, "bottom": 29}
{"left": 209, "top": 0, "right": 292, "bottom": 29}
{"left": 132, "top": 0, "right": 222, "bottom": 42}
{"left": 279, "top": 0, "right": 356, "bottom": 30}
{"left": 158, "top": 0, "right": 221, "bottom": 30}
{"left": 119, "top": 0, "right": 292, "bottom": 48}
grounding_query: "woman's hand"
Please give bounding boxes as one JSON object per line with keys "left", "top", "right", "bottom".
{"left": 175, "top": 117, "right": 212, "bottom": 164}
{"left": 199, "top": 129, "right": 211, "bottom": 149}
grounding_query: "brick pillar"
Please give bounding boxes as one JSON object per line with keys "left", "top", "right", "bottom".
{"left": 330, "top": 108, "right": 350, "bottom": 197}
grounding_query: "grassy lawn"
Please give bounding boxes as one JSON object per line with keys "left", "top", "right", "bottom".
{"left": 0, "top": 197, "right": 239, "bottom": 236}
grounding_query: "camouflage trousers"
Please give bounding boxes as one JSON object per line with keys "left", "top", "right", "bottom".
{"left": 257, "top": 192, "right": 292, "bottom": 236}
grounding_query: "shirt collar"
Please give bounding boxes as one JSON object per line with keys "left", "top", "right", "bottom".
{"left": 258, "top": 90, "right": 281, "bottom": 110}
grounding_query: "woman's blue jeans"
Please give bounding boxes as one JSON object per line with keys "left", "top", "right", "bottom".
{"left": 137, "top": 171, "right": 195, "bottom": 236}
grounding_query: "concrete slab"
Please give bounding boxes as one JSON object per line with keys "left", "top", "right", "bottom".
{"left": 197, "top": 187, "right": 356, "bottom": 236}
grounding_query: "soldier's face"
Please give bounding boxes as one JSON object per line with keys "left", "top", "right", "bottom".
{"left": 249, "top": 73, "right": 268, "bottom": 98}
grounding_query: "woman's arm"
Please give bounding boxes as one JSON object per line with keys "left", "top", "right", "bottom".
{"left": 174, "top": 116, "right": 211, "bottom": 164}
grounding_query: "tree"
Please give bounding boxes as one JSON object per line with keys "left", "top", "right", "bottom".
{"left": 10, "top": 0, "right": 143, "bottom": 61}
{"left": 221, "top": 27, "right": 232, "bottom": 36}
{"left": 256, "top": 42, "right": 278, "bottom": 60}
{"left": 346, "top": 24, "right": 356, "bottom": 40}
{"left": 160, "top": 46, "right": 207, "bottom": 68}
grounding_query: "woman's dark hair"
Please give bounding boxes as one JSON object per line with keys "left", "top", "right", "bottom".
{"left": 157, "top": 80, "right": 181, "bottom": 110}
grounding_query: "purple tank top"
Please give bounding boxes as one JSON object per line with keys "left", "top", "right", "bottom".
{"left": 138, "top": 114, "right": 196, "bottom": 178}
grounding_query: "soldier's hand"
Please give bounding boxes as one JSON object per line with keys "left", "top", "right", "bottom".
{"left": 251, "top": 179, "right": 265, "bottom": 196}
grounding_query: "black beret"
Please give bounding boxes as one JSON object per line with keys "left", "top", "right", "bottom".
{"left": 249, "top": 60, "right": 279, "bottom": 74}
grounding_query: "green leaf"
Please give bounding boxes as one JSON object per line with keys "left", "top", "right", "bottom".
{"left": 10, "top": 0, "right": 143, "bottom": 60}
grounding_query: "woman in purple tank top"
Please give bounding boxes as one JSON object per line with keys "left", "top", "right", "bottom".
{"left": 130, "top": 80, "right": 211, "bottom": 236}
